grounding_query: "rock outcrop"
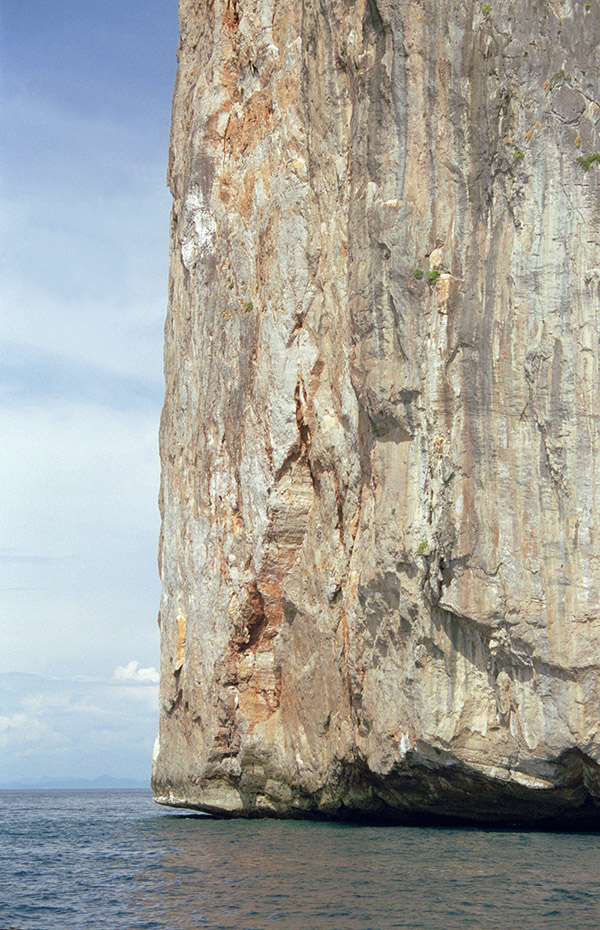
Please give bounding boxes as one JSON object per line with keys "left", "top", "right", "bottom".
{"left": 152, "top": 0, "right": 600, "bottom": 826}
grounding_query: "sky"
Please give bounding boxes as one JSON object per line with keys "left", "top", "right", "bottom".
{"left": 0, "top": 1, "right": 179, "bottom": 784}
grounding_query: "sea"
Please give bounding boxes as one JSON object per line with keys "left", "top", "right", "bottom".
{"left": 1, "top": 790, "right": 599, "bottom": 930}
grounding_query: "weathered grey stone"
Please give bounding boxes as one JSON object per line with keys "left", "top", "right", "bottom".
{"left": 152, "top": 0, "right": 600, "bottom": 826}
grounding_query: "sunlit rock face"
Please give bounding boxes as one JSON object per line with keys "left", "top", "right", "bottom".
{"left": 152, "top": 0, "right": 600, "bottom": 825}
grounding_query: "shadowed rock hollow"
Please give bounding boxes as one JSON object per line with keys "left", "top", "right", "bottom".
{"left": 152, "top": 0, "right": 600, "bottom": 827}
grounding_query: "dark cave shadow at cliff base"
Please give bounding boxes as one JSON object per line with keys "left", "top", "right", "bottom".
{"left": 157, "top": 805, "right": 600, "bottom": 834}
{"left": 329, "top": 806, "right": 600, "bottom": 834}
{"left": 154, "top": 747, "right": 600, "bottom": 833}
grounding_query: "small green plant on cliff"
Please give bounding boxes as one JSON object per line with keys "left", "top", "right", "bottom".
{"left": 549, "top": 69, "right": 569, "bottom": 90}
{"left": 427, "top": 268, "right": 441, "bottom": 285}
{"left": 586, "top": 1, "right": 591, "bottom": 10}
{"left": 577, "top": 151, "right": 600, "bottom": 170}
{"left": 513, "top": 148, "right": 524, "bottom": 161}
{"left": 482, "top": 3, "right": 491, "bottom": 14}
{"left": 244, "top": 301, "right": 254, "bottom": 312}
{"left": 413, "top": 268, "right": 424, "bottom": 280}
{"left": 417, "top": 539, "right": 428, "bottom": 556}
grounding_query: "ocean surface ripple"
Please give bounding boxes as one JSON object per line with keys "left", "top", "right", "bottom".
{"left": 1, "top": 790, "right": 599, "bottom": 929}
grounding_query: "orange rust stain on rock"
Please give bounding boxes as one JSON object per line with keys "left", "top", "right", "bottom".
{"left": 175, "top": 614, "right": 187, "bottom": 671}
{"left": 204, "top": 111, "right": 226, "bottom": 148}
{"left": 437, "top": 272, "right": 454, "bottom": 306}
{"left": 231, "top": 581, "right": 268, "bottom": 653}
{"left": 218, "top": 51, "right": 242, "bottom": 102}
{"left": 238, "top": 169, "right": 256, "bottom": 219}
{"left": 221, "top": 0, "right": 239, "bottom": 36}
{"left": 238, "top": 664, "right": 282, "bottom": 725}
{"left": 221, "top": 543, "right": 299, "bottom": 731}
{"left": 260, "top": 551, "right": 297, "bottom": 632}
{"left": 218, "top": 170, "right": 233, "bottom": 205}
{"left": 225, "top": 91, "right": 274, "bottom": 155}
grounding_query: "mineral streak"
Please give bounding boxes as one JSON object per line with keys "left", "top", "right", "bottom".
{"left": 152, "top": 0, "right": 600, "bottom": 825}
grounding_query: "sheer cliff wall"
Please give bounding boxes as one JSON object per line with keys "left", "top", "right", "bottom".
{"left": 152, "top": 0, "right": 600, "bottom": 824}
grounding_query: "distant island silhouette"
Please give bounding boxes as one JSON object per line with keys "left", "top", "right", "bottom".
{"left": 0, "top": 775, "right": 149, "bottom": 790}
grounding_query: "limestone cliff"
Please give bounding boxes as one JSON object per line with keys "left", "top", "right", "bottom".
{"left": 152, "top": 0, "right": 600, "bottom": 825}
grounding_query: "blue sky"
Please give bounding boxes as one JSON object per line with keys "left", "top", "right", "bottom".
{"left": 0, "top": 1, "right": 179, "bottom": 784}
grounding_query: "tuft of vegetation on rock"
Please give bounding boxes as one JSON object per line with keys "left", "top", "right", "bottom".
{"left": 577, "top": 152, "right": 600, "bottom": 171}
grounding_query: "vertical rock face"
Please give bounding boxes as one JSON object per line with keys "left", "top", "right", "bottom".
{"left": 153, "top": 0, "right": 600, "bottom": 824}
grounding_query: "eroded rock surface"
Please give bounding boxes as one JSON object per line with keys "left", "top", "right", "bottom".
{"left": 152, "top": 0, "right": 600, "bottom": 825}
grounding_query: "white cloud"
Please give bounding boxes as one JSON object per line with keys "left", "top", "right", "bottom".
{"left": 0, "top": 672, "right": 158, "bottom": 783}
{"left": 0, "top": 712, "right": 65, "bottom": 752}
{"left": 114, "top": 660, "right": 159, "bottom": 684}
